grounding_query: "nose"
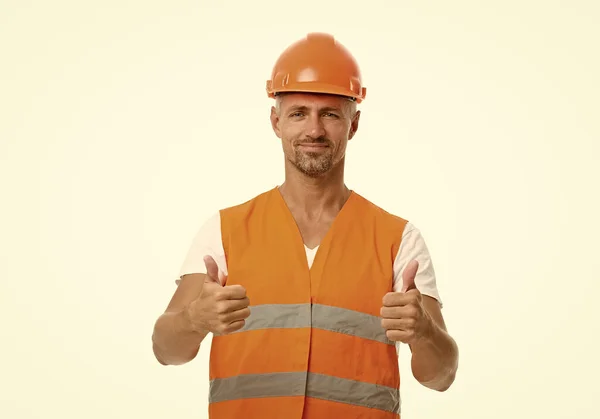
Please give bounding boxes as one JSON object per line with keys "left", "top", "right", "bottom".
{"left": 305, "top": 113, "right": 326, "bottom": 139}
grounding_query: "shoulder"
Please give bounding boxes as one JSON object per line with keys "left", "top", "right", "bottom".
{"left": 176, "top": 211, "right": 224, "bottom": 281}
{"left": 184, "top": 210, "right": 222, "bottom": 244}
{"left": 177, "top": 189, "right": 276, "bottom": 282}
{"left": 219, "top": 188, "right": 278, "bottom": 219}
{"left": 351, "top": 191, "right": 443, "bottom": 304}
{"left": 350, "top": 191, "right": 409, "bottom": 230}
{"left": 393, "top": 221, "right": 443, "bottom": 305}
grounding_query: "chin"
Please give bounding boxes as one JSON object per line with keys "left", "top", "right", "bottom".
{"left": 297, "top": 162, "right": 333, "bottom": 177}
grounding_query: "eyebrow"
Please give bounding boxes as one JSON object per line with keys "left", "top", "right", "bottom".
{"left": 287, "top": 105, "right": 342, "bottom": 113}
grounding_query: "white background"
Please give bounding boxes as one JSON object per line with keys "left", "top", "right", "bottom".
{"left": 1, "top": 1, "right": 599, "bottom": 418}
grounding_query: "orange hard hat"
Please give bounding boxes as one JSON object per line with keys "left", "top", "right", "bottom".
{"left": 266, "top": 33, "right": 367, "bottom": 103}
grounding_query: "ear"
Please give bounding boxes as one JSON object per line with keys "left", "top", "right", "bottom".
{"left": 270, "top": 106, "right": 282, "bottom": 138}
{"left": 348, "top": 110, "right": 361, "bottom": 140}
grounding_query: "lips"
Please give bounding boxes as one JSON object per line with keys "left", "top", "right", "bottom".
{"left": 298, "top": 144, "right": 329, "bottom": 153}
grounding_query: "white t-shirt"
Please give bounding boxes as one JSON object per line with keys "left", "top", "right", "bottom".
{"left": 177, "top": 211, "right": 443, "bottom": 307}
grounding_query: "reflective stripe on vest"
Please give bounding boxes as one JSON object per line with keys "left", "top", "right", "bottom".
{"left": 210, "top": 302, "right": 398, "bottom": 413}
{"left": 231, "top": 303, "right": 394, "bottom": 346}
{"left": 209, "top": 371, "right": 400, "bottom": 413}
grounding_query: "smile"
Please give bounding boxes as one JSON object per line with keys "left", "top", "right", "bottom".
{"left": 298, "top": 144, "right": 329, "bottom": 151}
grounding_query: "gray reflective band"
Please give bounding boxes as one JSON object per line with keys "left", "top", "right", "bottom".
{"left": 239, "top": 303, "right": 311, "bottom": 331}
{"left": 311, "top": 304, "right": 392, "bottom": 345}
{"left": 209, "top": 372, "right": 400, "bottom": 413}
{"left": 235, "top": 303, "right": 393, "bottom": 345}
{"left": 209, "top": 371, "right": 306, "bottom": 403}
{"left": 308, "top": 372, "right": 400, "bottom": 413}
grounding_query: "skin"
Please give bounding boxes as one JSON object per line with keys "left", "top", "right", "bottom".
{"left": 269, "top": 92, "right": 360, "bottom": 248}
{"left": 382, "top": 259, "right": 459, "bottom": 391}
{"left": 151, "top": 256, "right": 249, "bottom": 366}
{"left": 152, "top": 91, "right": 459, "bottom": 392}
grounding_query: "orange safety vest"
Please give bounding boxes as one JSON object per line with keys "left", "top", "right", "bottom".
{"left": 208, "top": 187, "right": 408, "bottom": 419}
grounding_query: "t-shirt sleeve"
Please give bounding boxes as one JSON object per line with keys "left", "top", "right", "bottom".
{"left": 393, "top": 222, "right": 443, "bottom": 307}
{"left": 175, "top": 211, "right": 227, "bottom": 286}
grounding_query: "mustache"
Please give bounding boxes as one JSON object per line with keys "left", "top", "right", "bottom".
{"left": 295, "top": 137, "right": 332, "bottom": 146}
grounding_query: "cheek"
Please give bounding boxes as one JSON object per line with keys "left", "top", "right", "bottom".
{"left": 280, "top": 125, "right": 301, "bottom": 143}
{"left": 331, "top": 132, "right": 349, "bottom": 152}
{"left": 327, "top": 123, "right": 350, "bottom": 141}
{"left": 335, "top": 143, "right": 348, "bottom": 157}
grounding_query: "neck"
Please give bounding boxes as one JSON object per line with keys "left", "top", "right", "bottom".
{"left": 278, "top": 158, "right": 350, "bottom": 218}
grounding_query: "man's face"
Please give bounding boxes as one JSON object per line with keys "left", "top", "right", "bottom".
{"left": 270, "top": 93, "right": 360, "bottom": 177}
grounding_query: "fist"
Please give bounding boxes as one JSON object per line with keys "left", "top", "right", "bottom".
{"left": 186, "top": 255, "right": 251, "bottom": 335}
{"left": 380, "top": 260, "right": 432, "bottom": 344}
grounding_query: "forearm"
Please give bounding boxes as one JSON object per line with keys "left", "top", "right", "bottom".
{"left": 410, "top": 322, "right": 459, "bottom": 391}
{"left": 152, "top": 308, "right": 209, "bottom": 366}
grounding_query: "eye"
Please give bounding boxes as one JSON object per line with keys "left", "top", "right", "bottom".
{"left": 290, "top": 112, "right": 304, "bottom": 117}
{"left": 323, "top": 112, "right": 339, "bottom": 118}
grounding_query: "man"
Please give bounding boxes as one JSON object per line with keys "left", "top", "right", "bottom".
{"left": 152, "top": 33, "right": 459, "bottom": 418}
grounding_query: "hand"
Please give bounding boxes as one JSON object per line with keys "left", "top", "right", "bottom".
{"left": 380, "top": 260, "right": 433, "bottom": 344}
{"left": 185, "top": 255, "right": 251, "bottom": 335}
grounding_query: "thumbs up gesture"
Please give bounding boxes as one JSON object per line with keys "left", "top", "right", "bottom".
{"left": 186, "top": 256, "right": 251, "bottom": 335}
{"left": 380, "top": 260, "right": 433, "bottom": 344}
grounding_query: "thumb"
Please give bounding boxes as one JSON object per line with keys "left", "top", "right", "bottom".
{"left": 203, "top": 255, "right": 223, "bottom": 285}
{"left": 401, "top": 259, "right": 419, "bottom": 293}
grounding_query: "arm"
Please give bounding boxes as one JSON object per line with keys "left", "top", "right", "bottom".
{"left": 387, "top": 223, "right": 458, "bottom": 390}
{"left": 382, "top": 259, "right": 459, "bottom": 392}
{"left": 152, "top": 212, "right": 225, "bottom": 365}
{"left": 152, "top": 257, "right": 250, "bottom": 366}
{"left": 408, "top": 295, "right": 459, "bottom": 391}
{"left": 152, "top": 273, "right": 210, "bottom": 366}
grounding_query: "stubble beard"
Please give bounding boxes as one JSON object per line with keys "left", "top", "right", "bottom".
{"left": 291, "top": 147, "right": 334, "bottom": 177}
